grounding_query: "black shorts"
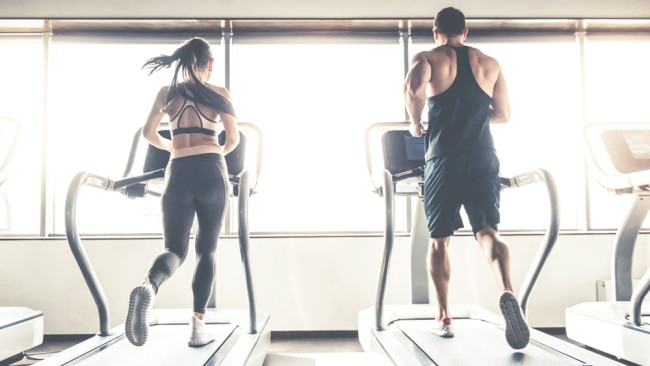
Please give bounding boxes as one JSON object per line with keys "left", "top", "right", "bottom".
{"left": 423, "top": 149, "right": 501, "bottom": 238}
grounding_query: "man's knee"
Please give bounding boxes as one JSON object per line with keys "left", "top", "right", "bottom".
{"left": 429, "top": 236, "right": 451, "bottom": 253}
{"left": 475, "top": 224, "right": 497, "bottom": 241}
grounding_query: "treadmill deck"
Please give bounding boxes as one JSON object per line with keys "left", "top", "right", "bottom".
{"left": 397, "top": 319, "right": 587, "bottom": 366}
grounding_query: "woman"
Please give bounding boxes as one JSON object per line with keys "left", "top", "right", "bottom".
{"left": 125, "top": 37, "right": 239, "bottom": 348}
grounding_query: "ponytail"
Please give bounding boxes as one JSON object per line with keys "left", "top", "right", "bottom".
{"left": 142, "top": 38, "right": 236, "bottom": 117}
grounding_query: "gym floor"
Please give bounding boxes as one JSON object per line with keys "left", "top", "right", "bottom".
{"left": 5, "top": 331, "right": 387, "bottom": 366}
{"left": 4, "top": 329, "right": 639, "bottom": 366}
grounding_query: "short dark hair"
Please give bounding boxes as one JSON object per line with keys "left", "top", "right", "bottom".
{"left": 434, "top": 7, "right": 466, "bottom": 36}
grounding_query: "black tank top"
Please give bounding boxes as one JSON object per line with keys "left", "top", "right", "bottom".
{"left": 425, "top": 46, "right": 494, "bottom": 161}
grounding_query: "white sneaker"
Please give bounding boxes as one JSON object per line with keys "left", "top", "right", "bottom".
{"left": 499, "top": 291, "right": 530, "bottom": 349}
{"left": 188, "top": 315, "right": 215, "bottom": 347}
{"left": 431, "top": 317, "right": 454, "bottom": 338}
{"left": 125, "top": 284, "right": 155, "bottom": 346}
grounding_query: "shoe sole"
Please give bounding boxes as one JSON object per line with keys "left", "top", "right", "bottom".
{"left": 125, "top": 286, "right": 153, "bottom": 346}
{"left": 188, "top": 337, "right": 216, "bottom": 347}
{"left": 500, "top": 292, "right": 530, "bottom": 349}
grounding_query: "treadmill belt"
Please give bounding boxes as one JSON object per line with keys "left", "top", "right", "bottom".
{"left": 396, "top": 319, "right": 586, "bottom": 366}
{"left": 70, "top": 323, "right": 237, "bottom": 365}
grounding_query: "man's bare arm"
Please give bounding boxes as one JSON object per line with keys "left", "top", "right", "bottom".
{"left": 404, "top": 52, "right": 431, "bottom": 136}
{"left": 489, "top": 65, "right": 510, "bottom": 124}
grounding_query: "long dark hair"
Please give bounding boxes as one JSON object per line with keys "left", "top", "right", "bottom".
{"left": 142, "top": 37, "right": 236, "bottom": 117}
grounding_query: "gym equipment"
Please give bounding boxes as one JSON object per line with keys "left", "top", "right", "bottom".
{"left": 566, "top": 123, "right": 650, "bottom": 366}
{"left": 358, "top": 122, "right": 624, "bottom": 366}
{"left": 35, "top": 123, "right": 269, "bottom": 366}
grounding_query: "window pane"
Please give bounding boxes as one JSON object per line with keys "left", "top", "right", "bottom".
{"left": 409, "top": 38, "right": 583, "bottom": 231}
{"left": 49, "top": 41, "right": 224, "bottom": 234}
{"left": 0, "top": 39, "right": 43, "bottom": 235}
{"left": 584, "top": 38, "right": 650, "bottom": 229}
{"left": 231, "top": 41, "right": 405, "bottom": 233}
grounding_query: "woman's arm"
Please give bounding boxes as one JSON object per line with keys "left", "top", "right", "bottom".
{"left": 221, "top": 112, "right": 239, "bottom": 155}
{"left": 142, "top": 86, "right": 172, "bottom": 151}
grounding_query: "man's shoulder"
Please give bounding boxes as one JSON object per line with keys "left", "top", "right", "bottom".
{"left": 467, "top": 46, "right": 497, "bottom": 61}
{"left": 467, "top": 46, "right": 501, "bottom": 69}
{"left": 421, "top": 46, "right": 454, "bottom": 61}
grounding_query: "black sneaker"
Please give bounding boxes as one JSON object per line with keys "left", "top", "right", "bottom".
{"left": 499, "top": 291, "right": 530, "bottom": 349}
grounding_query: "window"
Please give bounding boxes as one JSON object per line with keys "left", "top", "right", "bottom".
{"left": 230, "top": 39, "right": 406, "bottom": 233}
{"left": 0, "top": 37, "right": 43, "bottom": 235}
{"left": 3, "top": 26, "right": 648, "bottom": 237}
{"left": 48, "top": 39, "right": 223, "bottom": 235}
{"left": 583, "top": 37, "right": 650, "bottom": 229}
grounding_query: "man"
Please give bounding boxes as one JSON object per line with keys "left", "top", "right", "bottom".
{"left": 403, "top": 7, "right": 529, "bottom": 349}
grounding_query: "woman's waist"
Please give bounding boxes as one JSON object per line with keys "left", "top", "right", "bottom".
{"left": 170, "top": 144, "right": 224, "bottom": 159}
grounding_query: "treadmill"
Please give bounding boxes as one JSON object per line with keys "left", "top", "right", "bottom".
{"left": 358, "top": 122, "right": 625, "bottom": 366}
{"left": 0, "top": 116, "right": 44, "bottom": 366}
{"left": 565, "top": 123, "right": 650, "bottom": 366}
{"left": 35, "top": 123, "right": 269, "bottom": 366}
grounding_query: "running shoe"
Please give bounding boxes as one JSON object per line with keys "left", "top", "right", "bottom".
{"left": 188, "top": 315, "right": 215, "bottom": 347}
{"left": 431, "top": 317, "right": 454, "bottom": 338}
{"left": 125, "top": 284, "right": 155, "bottom": 346}
{"left": 499, "top": 291, "right": 530, "bottom": 349}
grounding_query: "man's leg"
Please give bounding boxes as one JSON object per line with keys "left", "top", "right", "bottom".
{"left": 429, "top": 236, "right": 452, "bottom": 318}
{"left": 429, "top": 235, "right": 454, "bottom": 337}
{"left": 476, "top": 224, "right": 530, "bottom": 349}
{"left": 475, "top": 225, "right": 511, "bottom": 291}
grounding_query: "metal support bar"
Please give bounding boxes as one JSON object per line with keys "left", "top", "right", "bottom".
{"left": 410, "top": 198, "right": 429, "bottom": 304}
{"left": 237, "top": 170, "right": 258, "bottom": 333}
{"left": 65, "top": 171, "right": 114, "bottom": 336}
{"left": 375, "top": 169, "right": 395, "bottom": 330}
{"left": 611, "top": 196, "right": 650, "bottom": 301}
{"left": 511, "top": 169, "right": 561, "bottom": 315}
{"left": 630, "top": 267, "right": 650, "bottom": 326}
{"left": 64, "top": 169, "right": 183, "bottom": 336}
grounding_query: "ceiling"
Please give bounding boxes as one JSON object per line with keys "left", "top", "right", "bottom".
{"left": 0, "top": 18, "right": 649, "bottom": 36}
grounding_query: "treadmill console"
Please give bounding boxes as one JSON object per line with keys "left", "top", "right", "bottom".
{"left": 381, "top": 130, "right": 426, "bottom": 180}
{"left": 602, "top": 130, "right": 650, "bottom": 174}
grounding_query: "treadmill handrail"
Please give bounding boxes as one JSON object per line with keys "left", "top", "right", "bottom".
{"left": 504, "top": 168, "right": 561, "bottom": 315}
{"left": 237, "top": 170, "right": 258, "bottom": 333}
{"left": 121, "top": 126, "right": 146, "bottom": 179}
{"left": 65, "top": 171, "right": 121, "bottom": 336}
{"left": 375, "top": 169, "right": 395, "bottom": 330}
{"left": 630, "top": 267, "right": 650, "bottom": 326}
{"left": 65, "top": 170, "right": 173, "bottom": 336}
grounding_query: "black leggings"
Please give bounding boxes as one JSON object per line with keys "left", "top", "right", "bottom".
{"left": 146, "top": 153, "right": 229, "bottom": 314}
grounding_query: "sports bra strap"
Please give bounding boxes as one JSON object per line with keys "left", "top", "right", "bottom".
{"left": 171, "top": 127, "right": 218, "bottom": 136}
